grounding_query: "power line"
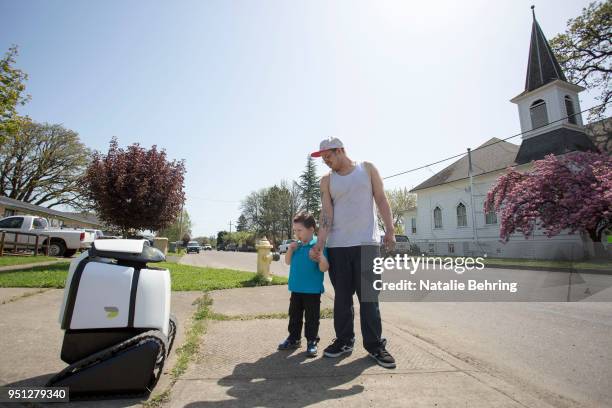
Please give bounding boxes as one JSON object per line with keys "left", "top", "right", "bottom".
{"left": 383, "top": 101, "right": 610, "bottom": 180}
{"left": 188, "top": 196, "right": 241, "bottom": 203}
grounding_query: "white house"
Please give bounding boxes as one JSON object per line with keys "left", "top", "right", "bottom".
{"left": 403, "top": 10, "right": 600, "bottom": 260}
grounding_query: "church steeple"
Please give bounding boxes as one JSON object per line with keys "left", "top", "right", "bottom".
{"left": 510, "top": 6, "right": 597, "bottom": 164}
{"left": 525, "top": 5, "right": 567, "bottom": 92}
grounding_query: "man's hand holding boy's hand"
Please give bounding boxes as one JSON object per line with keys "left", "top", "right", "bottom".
{"left": 309, "top": 246, "right": 321, "bottom": 261}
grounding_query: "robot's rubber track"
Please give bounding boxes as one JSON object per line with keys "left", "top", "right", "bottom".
{"left": 46, "top": 330, "right": 168, "bottom": 400}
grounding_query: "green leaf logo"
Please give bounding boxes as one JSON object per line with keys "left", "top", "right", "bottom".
{"left": 104, "top": 306, "right": 119, "bottom": 319}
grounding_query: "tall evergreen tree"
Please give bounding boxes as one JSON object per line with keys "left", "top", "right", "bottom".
{"left": 299, "top": 155, "right": 321, "bottom": 219}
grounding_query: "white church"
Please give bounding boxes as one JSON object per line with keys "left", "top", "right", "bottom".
{"left": 402, "top": 10, "right": 601, "bottom": 260}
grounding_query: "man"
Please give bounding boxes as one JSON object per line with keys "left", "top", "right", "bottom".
{"left": 309, "top": 137, "right": 396, "bottom": 369}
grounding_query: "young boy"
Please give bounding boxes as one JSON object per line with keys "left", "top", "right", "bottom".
{"left": 278, "top": 212, "right": 328, "bottom": 357}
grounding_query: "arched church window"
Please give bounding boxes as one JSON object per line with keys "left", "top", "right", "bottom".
{"left": 530, "top": 99, "right": 548, "bottom": 129}
{"left": 433, "top": 207, "right": 442, "bottom": 229}
{"left": 456, "top": 203, "right": 467, "bottom": 227}
{"left": 485, "top": 202, "right": 497, "bottom": 225}
{"left": 565, "top": 95, "right": 577, "bottom": 125}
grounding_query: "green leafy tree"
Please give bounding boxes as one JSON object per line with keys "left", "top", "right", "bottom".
{"left": 376, "top": 188, "right": 417, "bottom": 234}
{"left": 208, "top": 235, "right": 217, "bottom": 248}
{"left": 0, "top": 121, "right": 90, "bottom": 208}
{"left": 0, "top": 46, "right": 30, "bottom": 144}
{"left": 299, "top": 155, "right": 320, "bottom": 219}
{"left": 281, "top": 181, "right": 303, "bottom": 239}
{"left": 158, "top": 210, "right": 193, "bottom": 242}
{"left": 260, "top": 185, "right": 285, "bottom": 245}
{"left": 550, "top": 1, "right": 612, "bottom": 120}
{"left": 225, "top": 231, "right": 256, "bottom": 248}
{"left": 236, "top": 214, "right": 248, "bottom": 232}
{"left": 239, "top": 181, "right": 304, "bottom": 246}
{"left": 240, "top": 189, "right": 265, "bottom": 233}
{"left": 287, "top": 180, "right": 303, "bottom": 236}
{"left": 239, "top": 184, "right": 294, "bottom": 246}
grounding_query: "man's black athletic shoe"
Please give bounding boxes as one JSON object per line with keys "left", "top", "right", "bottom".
{"left": 323, "top": 338, "right": 354, "bottom": 357}
{"left": 369, "top": 345, "right": 396, "bottom": 368}
{"left": 278, "top": 338, "right": 300, "bottom": 350}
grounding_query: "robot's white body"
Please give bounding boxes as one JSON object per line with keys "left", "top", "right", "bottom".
{"left": 49, "top": 239, "right": 176, "bottom": 399}
{"left": 58, "top": 249, "right": 171, "bottom": 334}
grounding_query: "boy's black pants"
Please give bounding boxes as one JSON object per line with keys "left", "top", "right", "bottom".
{"left": 288, "top": 292, "right": 321, "bottom": 342}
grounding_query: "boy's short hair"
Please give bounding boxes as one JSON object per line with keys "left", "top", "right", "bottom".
{"left": 293, "top": 212, "right": 316, "bottom": 229}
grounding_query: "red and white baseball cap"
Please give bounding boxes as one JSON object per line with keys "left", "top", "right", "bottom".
{"left": 311, "top": 137, "right": 344, "bottom": 157}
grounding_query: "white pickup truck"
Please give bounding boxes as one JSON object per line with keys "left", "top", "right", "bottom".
{"left": 278, "top": 239, "right": 297, "bottom": 254}
{"left": 0, "top": 215, "right": 95, "bottom": 257}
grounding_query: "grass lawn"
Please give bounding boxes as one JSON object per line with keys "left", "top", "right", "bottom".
{"left": 157, "top": 262, "right": 287, "bottom": 291}
{"left": 0, "top": 256, "right": 61, "bottom": 268}
{"left": 0, "top": 261, "right": 287, "bottom": 290}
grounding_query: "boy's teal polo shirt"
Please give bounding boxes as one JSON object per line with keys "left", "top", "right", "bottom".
{"left": 288, "top": 236, "right": 326, "bottom": 294}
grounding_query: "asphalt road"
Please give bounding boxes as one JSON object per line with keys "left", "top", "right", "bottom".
{"left": 181, "top": 249, "right": 290, "bottom": 276}
{"left": 384, "top": 301, "right": 612, "bottom": 407}
{"left": 182, "top": 250, "right": 612, "bottom": 407}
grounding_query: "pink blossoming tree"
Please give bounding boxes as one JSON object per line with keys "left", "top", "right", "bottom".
{"left": 484, "top": 151, "right": 611, "bottom": 257}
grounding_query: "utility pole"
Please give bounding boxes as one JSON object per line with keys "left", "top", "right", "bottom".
{"left": 467, "top": 148, "right": 479, "bottom": 245}
{"left": 178, "top": 201, "right": 184, "bottom": 245}
{"left": 229, "top": 220, "right": 232, "bottom": 234}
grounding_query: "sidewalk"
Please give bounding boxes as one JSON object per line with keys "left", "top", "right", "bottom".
{"left": 167, "top": 280, "right": 555, "bottom": 408}
{"left": 0, "top": 280, "right": 562, "bottom": 407}
{"left": 0, "top": 288, "right": 202, "bottom": 408}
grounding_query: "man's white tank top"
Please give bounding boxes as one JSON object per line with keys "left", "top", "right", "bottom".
{"left": 327, "top": 162, "right": 379, "bottom": 248}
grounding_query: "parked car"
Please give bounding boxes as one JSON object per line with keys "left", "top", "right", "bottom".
{"left": 225, "top": 243, "right": 237, "bottom": 251}
{"left": 186, "top": 241, "right": 201, "bottom": 254}
{"left": 380, "top": 234, "right": 413, "bottom": 257}
{"left": 202, "top": 244, "right": 212, "bottom": 250}
{"left": 85, "top": 229, "right": 105, "bottom": 240}
{"left": 133, "top": 234, "right": 155, "bottom": 246}
{"left": 278, "top": 239, "right": 297, "bottom": 254}
{"left": 0, "top": 215, "right": 94, "bottom": 257}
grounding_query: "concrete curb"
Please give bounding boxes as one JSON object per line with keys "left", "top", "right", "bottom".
{"left": 484, "top": 263, "right": 612, "bottom": 275}
{"left": 0, "top": 259, "right": 66, "bottom": 273}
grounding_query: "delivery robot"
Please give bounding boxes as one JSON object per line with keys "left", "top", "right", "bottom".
{"left": 47, "top": 239, "right": 177, "bottom": 399}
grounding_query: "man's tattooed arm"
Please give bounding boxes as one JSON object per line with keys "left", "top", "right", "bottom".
{"left": 317, "top": 174, "right": 333, "bottom": 250}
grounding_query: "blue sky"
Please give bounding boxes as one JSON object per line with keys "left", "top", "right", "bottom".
{"left": 1, "top": 0, "right": 601, "bottom": 237}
